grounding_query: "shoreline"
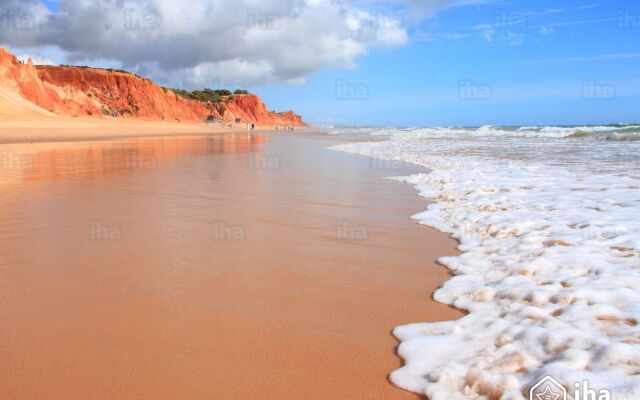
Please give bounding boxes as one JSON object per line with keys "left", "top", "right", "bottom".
{"left": 0, "top": 132, "right": 461, "bottom": 399}
{"left": 0, "top": 115, "right": 307, "bottom": 145}
{"left": 331, "top": 128, "right": 640, "bottom": 399}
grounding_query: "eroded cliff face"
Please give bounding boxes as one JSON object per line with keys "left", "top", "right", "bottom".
{"left": 0, "top": 47, "right": 305, "bottom": 126}
{"left": 222, "top": 94, "right": 306, "bottom": 127}
{"left": 0, "top": 48, "right": 64, "bottom": 116}
{"left": 36, "top": 65, "right": 211, "bottom": 121}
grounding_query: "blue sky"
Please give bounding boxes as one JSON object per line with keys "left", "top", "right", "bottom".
{"left": 259, "top": 0, "right": 640, "bottom": 127}
{"left": 25, "top": 1, "right": 640, "bottom": 126}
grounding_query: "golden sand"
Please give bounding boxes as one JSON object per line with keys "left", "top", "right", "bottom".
{"left": 0, "top": 133, "right": 460, "bottom": 399}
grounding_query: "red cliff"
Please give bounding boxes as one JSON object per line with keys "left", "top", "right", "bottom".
{"left": 222, "top": 94, "right": 306, "bottom": 127}
{"left": 0, "top": 47, "right": 64, "bottom": 116}
{"left": 0, "top": 47, "right": 305, "bottom": 126}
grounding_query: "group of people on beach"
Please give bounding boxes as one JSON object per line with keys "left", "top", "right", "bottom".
{"left": 275, "top": 126, "right": 296, "bottom": 131}
{"left": 215, "top": 120, "right": 298, "bottom": 132}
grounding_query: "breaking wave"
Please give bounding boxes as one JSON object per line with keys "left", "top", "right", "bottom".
{"left": 329, "top": 125, "right": 640, "bottom": 399}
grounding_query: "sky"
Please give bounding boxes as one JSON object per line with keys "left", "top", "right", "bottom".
{"left": 1, "top": 0, "right": 639, "bottom": 126}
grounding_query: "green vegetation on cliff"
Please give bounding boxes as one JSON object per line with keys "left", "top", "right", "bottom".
{"left": 169, "top": 88, "right": 252, "bottom": 102}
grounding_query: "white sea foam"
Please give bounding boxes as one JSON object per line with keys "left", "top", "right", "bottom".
{"left": 327, "top": 124, "right": 640, "bottom": 141}
{"left": 330, "top": 126, "right": 640, "bottom": 400}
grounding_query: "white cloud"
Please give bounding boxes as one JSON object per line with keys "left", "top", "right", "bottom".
{"left": 414, "top": 30, "right": 470, "bottom": 42}
{"left": 540, "top": 26, "right": 553, "bottom": 35}
{"left": 462, "top": 5, "right": 606, "bottom": 46}
{"left": 0, "top": 0, "right": 426, "bottom": 88}
{"left": 1, "top": 0, "right": 501, "bottom": 87}
{"left": 7, "top": 45, "right": 65, "bottom": 65}
{"left": 15, "top": 54, "right": 55, "bottom": 65}
{"left": 504, "top": 52, "right": 640, "bottom": 65}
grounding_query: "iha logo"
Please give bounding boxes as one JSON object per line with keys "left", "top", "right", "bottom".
{"left": 530, "top": 376, "right": 611, "bottom": 400}
{"left": 530, "top": 376, "right": 566, "bottom": 400}
{"left": 573, "top": 380, "right": 611, "bottom": 400}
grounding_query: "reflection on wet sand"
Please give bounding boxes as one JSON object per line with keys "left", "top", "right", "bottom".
{"left": 0, "top": 133, "right": 459, "bottom": 400}
{"left": 0, "top": 133, "right": 265, "bottom": 184}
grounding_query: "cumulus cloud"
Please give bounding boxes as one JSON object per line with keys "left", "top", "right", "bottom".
{"left": 0, "top": 0, "right": 462, "bottom": 88}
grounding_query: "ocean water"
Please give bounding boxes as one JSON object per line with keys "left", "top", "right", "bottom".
{"left": 329, "top": 125, "right": 640, "bottom": 400}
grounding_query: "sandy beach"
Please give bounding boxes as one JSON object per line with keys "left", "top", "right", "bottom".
{"left": 0, "top": 113, "right": 302, "bottom": 144}
{"left": 2, "top": 2, "right": 636, "bottom": 397}
{"left": 0, "top": 132, "right": 461, "bottom": 399}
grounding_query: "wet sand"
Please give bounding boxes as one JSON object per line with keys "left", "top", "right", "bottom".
{"left": 0, "top": 115, "right": 244, "bottom": 144}
{"left": 0, "top": 133, "right": 461, "bottom": 399}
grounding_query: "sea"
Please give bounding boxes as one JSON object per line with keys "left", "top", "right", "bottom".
{"left": 328, "top": 125, "right": 640, "bottom": 400}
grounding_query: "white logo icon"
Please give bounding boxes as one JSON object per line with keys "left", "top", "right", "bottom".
{"left": 530, "top": 376, "right": 612, "bottom": 400}
{"left": 530, "top": 376, "right": 567, "bottom": 400}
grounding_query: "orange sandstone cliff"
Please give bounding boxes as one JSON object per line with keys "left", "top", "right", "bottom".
{"left": 0, "top": 47, "right": 305, "bottom": 126}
